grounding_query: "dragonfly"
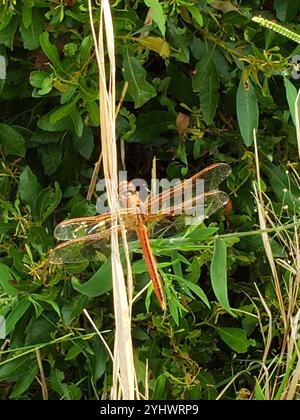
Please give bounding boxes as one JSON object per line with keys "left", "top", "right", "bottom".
{"left": 49, "top": 162, "right": 231, "bottom": 311}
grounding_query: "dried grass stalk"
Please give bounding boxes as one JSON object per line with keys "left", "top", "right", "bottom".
{"left": 88, "top": 0, "right": 137, "bottom": 400}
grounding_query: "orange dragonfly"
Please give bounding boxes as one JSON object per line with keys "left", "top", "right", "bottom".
{"left": 49, "top": 163, "right": 231, "bottom": 310}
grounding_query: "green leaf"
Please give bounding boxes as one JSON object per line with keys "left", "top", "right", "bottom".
{"left": 133, "top": 327, "right": 149, "bottom": 341}
{"left": 193, "top": 53, "right": 220, "bottom": 125}
{"left": 130, "top": 111, "right": 175, "bottom": 143}
{"left": 0, "top": 356, "right": 31, "bottom": 381}
{"left": 68, "top": 383, "right": 82, "bottom": 400}
{"left": 50, "top": 369, "right": 72, "bottom": 400}
{"left": 0, "top": 16, "right": 19, "bottom": 50}
{"left": 135, "top": 36, "right": 170, "bottom": 59}
{"left": 263, "top": 162, "right": 300, "bottom": 212}
{"left": 5, "top": 299, "right": 31, "bottom": 335}
{"left": 28, "top": 225, "right": 52, "bottom": 252}
{"left": 168, "top": 63, "right": 198, "bottom": 108}
{"left": 71, "top": 261, "right": 112, "bottom": 297}
{"left": 69, "top": 200, "right": 97, "bottom": 218}
{"left": 22, "top": 1, "right": 33, "bottom": 29}
{"left": 145, "top": 0, "right": 166, "bottom": 36}
{"left": 10, "top": 361, "right": 38, "bottom": 398}
{"left": 30, "top": 130, "right": 62, "bottom": 144}
{"left": 79, "top": 35, "right": 93, "bottom": 64}
{"left": 37, "top": 110, "right": 72, "bottom": 132}
{"left": 254, "top": 381, "right": 266, "bottom": 400}
{"left": 78, "top": 80, "right": 98, "bottom": 101}
{"left": 64, "top": 344, "right": 83, "bottom": 361}
{"left": 20, "top": 9, "right": 44, "bottom": 50}
{"left": 35, "top": 182, "right": 62, "bottom": 222}
{"left": 39, "top": 32, "right": 64, "bottom": 73}
{"left": 60, "top": 87, "right": 77, "bottom": 105}
{"left": 38, "top": 75, "right": 53, "bottom": 95}
{"left": 72, "top": 126, "right": 94, "bottom": 159}
{"left": 210, "top": 238, "right": 235, "bottom": 316}
{"left": 152, "top": 373, "right": 167, "bottom": 399}
{"left": 50, "top": 97, "right": 79, "bottom": 123}
{"left": 0, "top": 123, "right": 26, "bottom": 157}
{"left": 236, "top": 72, "right": 259, "bottom": 146}
{"left": 183, "top": 279, "right": 210, "bottom": 309}
{"left": 0, "top": 5, "right": 13, "bottom": 31}
{"left": 188, "top": 5, "right": 203, "bottom": 27}
{"left": 30, "top": 70, "right": 51, "bottom": 88}
{"left": 185, "top": 256, "right": 201, "bottom": 283}
{"left": 0, "top": 263, "right": 19, "bottom": 296}
{"left": 185, "top": 226, "right": 219, "bottom": 241}
{"left": 86, "top": 100, "right": 99, "bottom": 126}
{"left": 25, "top": 314, "right": 57, "bottom": 345}
{"left": 40, "top": 143, "right": 63, "bottom": 175}
{"left": 165, "top": 285, "right": 181, "bottom": 326}
{"left": 167, "top": 19, "right": 190, "bottom": 63}
{"left": 19, "top": 166, "right": 42, "bottom": 212}
{"left": 284, "top": 77, "right": 297, "bottom": 125}
{"left": 62, "top": 295, "right": 89, "bottom": 325}
{"left": 274, "top": 0, "right": 298, "bottom": 23}
{"left": 0, "top": 223, "right": 15, "bottom": 235}
{"left": 70, "top": 108, "right": 84, "bottom": 137}
{"left": 89, "top": 340, "right": 107, "bottom": 382}
{"left": 122, "top": 49, "right": 156, "bottom": 108}
{"left": 217, "top": 327, "right": 254, "bottom": 353}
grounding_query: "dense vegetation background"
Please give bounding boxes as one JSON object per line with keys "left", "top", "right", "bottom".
{"left": 0, "top": 0, "right": 300, "bottom": 400}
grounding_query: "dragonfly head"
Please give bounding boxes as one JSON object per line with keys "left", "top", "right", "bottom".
{"left": 119, "top": 180, "right": 144, "bottom": 213}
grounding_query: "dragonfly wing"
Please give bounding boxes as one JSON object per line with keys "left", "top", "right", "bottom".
{"left": 50, "top": 228, "right": 138, "bottom": 264}
{"left": 53, "top": 214, "right": 112, "bottom": 240}
{"left": 149, "top": 190, "right": 229, "bottom": 223}
{"left": 202, "top": 190, "right": 230, "bottom": 219}
{"left": 140, "top": 191, "right": 229, "bottom": 241}
{"left": 187, "top": 162, "right": 231, "bottom": 191}
{"left": 147, "top": 163, "right": 231, "bottom": 213}
{"left": 198, "top": 162, "right": 231, "bottom": 191}
{"left": 49, "top": 234, "right": 107, "bottom": 264}
{"left": 54, "top": 212, "right": 137, "bottom": 241}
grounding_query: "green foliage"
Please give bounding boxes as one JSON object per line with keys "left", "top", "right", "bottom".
{"left": 210, "top": 237, "right": 234, "bottom": 316}
{"left": 236, "top": 72, "right": 259, "bottom": 146}
{"left": 0, "top": 0, "right": 300, "bottom": 400}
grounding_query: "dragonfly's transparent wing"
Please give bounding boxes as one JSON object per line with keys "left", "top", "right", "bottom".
{"left": 50, "top": 228, "right": 138, "bottom": 264}
{"left": 54, "top": 212, "right": 138, "bottom": 241}
{"left": 49, "top": 234, "right": 105, "bottom": 263}
{"left": 195, "top": 162, "right": 231, "bottom": 192}
{"left": 139, "top": 190, "right": 229, "bottom": 242}
{"left": 53, "top": 214, "right": 112, "bottom": 240}
{"left": 198, "top": 190, "right": 230, "bottom": 219}
{"left": 147, "top": 190, "right": 229, "bottom": 222}
{"left": 146, "top": 163, "right": 231, "bottom": 213}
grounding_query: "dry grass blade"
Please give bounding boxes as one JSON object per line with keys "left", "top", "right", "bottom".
{"left": 253, "top": 129, "right": 287, "bottom": 330}
{"left": 88, "top": 0, "right": 137, "bottom": 400}
{"left": 285, "top": 307, "right": 300, "bottom": 400}
{"left": 254, "top": 284, "right": 273, "bottom": 368}
{"left": 252, "top": 129, "right": 300, "bottom": 400}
